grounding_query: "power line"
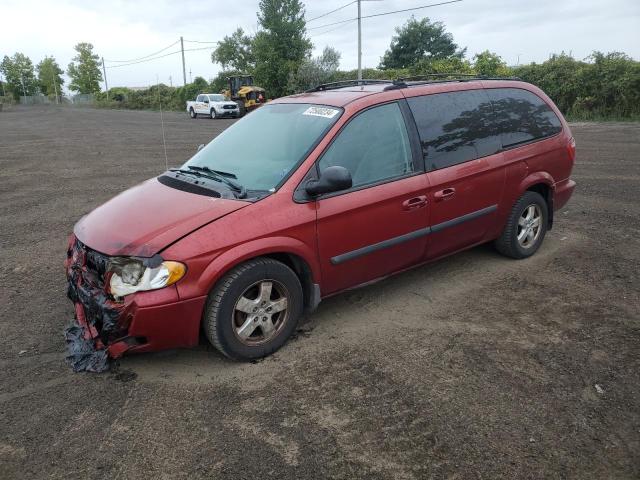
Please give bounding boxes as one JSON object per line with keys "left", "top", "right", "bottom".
{"left": 183, "top": 39, "right": 218, "bottom": 44}
{"left": 307, "top": 17, "right": 356, "bottom": 31}
{"left": 365, "top": 0, "right": 463, "bottom": 20}
{"left": 309, "top": 23, "right": 349, "bottom": 37}
{"left": 104, "top": 45, "right": 216, "bottom": 69}
{"left": 104, "top": 40, "right": 180, "bottom": 64}
{"left": 105, "top": 50, "right": 181, "bottom": 69}
{"left": 307, "top": 1, "right": 357, "bottom": 23}
{"left": 308, "top": 0, "right": 463, "bottom": 30}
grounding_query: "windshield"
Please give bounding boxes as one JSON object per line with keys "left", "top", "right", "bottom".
{"left": 183, "top": 103, "right": 342, "bottom": 192}
{"left": 208, "top": 94, "right": 225, "bottom": 102}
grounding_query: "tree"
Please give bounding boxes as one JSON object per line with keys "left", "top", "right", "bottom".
{"left": 379, "top": 17, "right": 466, "bottom": 70}
{"left": 289, "top": 46, "right": 341, "bottom": 92}
{"left": 67, "top": 43, "right": 103, "bottom": 94}
{"left": 473, "top": 50, "right": 508, "bottom": 77}
{"left": 211, "top": 28, "right": 255, "bottom": 72}
{"left": 253, "top": 0, "right": 312, "bottom": 97}
{"left": 0, "top": 53, "right": 38, "bottom": 100}
{"left": 37, "top": 56, "right": 64, "bottom": 97}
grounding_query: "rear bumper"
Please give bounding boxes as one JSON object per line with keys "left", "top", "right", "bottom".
{"left": 554, "top": 178, "right": 576, "bottom": 210}
{"left": 65, "top": 236, "right": 206, "bottom": 369}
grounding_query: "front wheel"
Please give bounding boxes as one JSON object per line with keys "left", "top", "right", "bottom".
{"left": 203, "top": 258, "right": 303, "bottom": 360}
{"left": 494, "top": 191, "right": 548, "bottom": 259}
{"left": 210, "top": 108, "right": 217, "bottom": 119}
{"left": 189, "top": 108, "right": 196, "bottom": 119}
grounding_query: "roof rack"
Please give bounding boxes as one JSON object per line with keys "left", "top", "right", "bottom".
{"left": 306, "top": 79, "right": 393, "bottom": 92}
{"left": 384, "top": 74, "right": 522, "bottom": 90}
{"left": 306, "top": 75, "right": 522, "bottom": 93}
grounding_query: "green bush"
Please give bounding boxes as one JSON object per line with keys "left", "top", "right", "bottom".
{"left": 511, "top": 52, "right": 640, "bottom": 120}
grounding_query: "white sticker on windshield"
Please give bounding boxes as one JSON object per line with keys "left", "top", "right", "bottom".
{"left": 303, "top": 106, "right": 339, "bottom": 118}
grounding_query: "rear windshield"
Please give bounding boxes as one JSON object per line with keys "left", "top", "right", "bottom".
{"left": 184, "top": 103, "right": 342, "bottom": 192}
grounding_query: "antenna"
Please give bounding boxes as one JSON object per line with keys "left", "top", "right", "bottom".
{"left": 156, "top": 75, "right": 169, "bottom": 171}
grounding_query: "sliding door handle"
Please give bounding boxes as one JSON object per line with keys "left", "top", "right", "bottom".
{"left": 434, "top": 188, "right": 456, "bottom": 202}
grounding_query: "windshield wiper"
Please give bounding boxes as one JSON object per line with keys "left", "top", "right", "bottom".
{"left": 169, "top": 168, "right": 246, "bottom": 199}
{"left": 187, "top": 165, "right": 237, "bottom": 179}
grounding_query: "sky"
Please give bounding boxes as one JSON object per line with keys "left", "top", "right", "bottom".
{"left": 1, "top": 0, "right": 639, "bottom": 92}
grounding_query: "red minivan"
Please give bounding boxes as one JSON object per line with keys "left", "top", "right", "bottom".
{"left": 65, "top": 78, "right": 576, "bottom": 369}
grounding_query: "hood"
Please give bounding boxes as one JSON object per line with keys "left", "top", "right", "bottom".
{"left": 74, "top": 177, "right": 247, "bottom": 257}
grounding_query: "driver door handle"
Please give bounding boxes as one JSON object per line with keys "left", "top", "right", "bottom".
{"left": 402, "top": 195, "right": 428, "bottom": 210}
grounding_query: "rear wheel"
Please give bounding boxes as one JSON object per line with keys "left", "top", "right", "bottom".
{"left": 495, "top": 191, "right": 548, "bottom": 259}
{"left": 203, "top": 258, "right": 303, "bottom": 360}
{"left": 189, "top": 108, "right": 196, "bottom": 119}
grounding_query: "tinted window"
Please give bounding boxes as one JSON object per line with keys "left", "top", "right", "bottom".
{"left": 486, "top": 88, "right": 562, "bottom": 148}
{"left": 407, "top": 90, "right": 502, "bottom": 170}
{"left": 318, "top": 102, "right": 413, "bottom": 188}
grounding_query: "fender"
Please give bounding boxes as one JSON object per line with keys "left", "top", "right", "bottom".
{"left": 491, "top": 170, "right": 556, "bottom": 239}
{"left": 196, "top": 236, "right": 321, "bottom": 294}
{"left": 517, "top": 170, "right": 555, "bottom": 194}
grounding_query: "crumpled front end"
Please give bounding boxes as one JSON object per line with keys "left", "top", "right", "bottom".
{"left": 64, "top": 236, "right": 135, "bottom": 372}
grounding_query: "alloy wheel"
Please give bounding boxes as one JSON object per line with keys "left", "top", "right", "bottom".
{"left": 232, "top": 280, "right": 289, "bottom": 345}
{"left": 517, "top": 204, "right": 542, "bottom": 248}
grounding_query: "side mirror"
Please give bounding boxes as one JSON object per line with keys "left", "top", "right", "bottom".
{"left": 197, "top": 144, "right": 205, "bottom": 151}
{"left": 305, "top": 166, "right": 352, "bottom": 196}
{"left": 204, "top": 98, "right": 209, "bottom": 103}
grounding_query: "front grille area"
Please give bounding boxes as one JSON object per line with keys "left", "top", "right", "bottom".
{"left": 223, "top": 104, "right": 236, "bottom": 110}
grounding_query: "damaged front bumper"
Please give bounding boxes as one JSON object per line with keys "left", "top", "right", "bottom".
{"left": 65, "top": 236, "right": 140, "bottom": 371}
{"left": 64, "top": 235, "right": 206, "bottom": 372}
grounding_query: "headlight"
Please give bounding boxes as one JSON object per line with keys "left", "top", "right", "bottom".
{"left": 108, "top": 259, "right": 186, "bottom": 298}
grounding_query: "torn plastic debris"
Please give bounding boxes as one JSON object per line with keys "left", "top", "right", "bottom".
{"left": 64, "top": 237, "right": 133, "bottom": 373}
{"left": 64, "top": 321, "right": 110, "bottom": 373}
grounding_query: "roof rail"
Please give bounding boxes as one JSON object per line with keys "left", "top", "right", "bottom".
{"left": 383, "top": 74, "right": 522, "bottom": 91}
{"left": 306, "top": 79, "right": 393, "bottom": 92}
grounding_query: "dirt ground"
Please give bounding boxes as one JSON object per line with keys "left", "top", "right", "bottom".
{"left": 1, "top": 106, "right": 638, "bottom": 479}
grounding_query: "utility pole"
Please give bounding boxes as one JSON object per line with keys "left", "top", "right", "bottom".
{"left": 51, "top": 66, "right": 59, "bottom": 104}
{"left": 169, "top": 75, "right": 172, "bottom": 87}
{"left": 357, "top": 0, "right": 362, "bottom": 81}
{"left": 20, "top": 74, "right": 26, "bottom": 102}
{"left": 189, "top": 69, "right": 193, "bottom": 83}
{"left": 102, "top": 57, "right": 109, "bottom": 94}
{"left": 180, "top": 36, "right": 187, "bottom": 85}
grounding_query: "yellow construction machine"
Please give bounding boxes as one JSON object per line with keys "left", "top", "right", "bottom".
{"left": 222, "top": 75, "right": 266, "bottom": 117}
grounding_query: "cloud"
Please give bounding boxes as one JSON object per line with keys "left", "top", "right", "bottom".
{"left": 1, "top": 0, "right": 638, "bottom": 90}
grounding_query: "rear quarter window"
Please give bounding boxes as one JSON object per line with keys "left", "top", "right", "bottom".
{"left": 407, "top": 89, "right": 502, "bottom": 170}
{"left": 486, "top": 88, "right": 562, "bottom": 148}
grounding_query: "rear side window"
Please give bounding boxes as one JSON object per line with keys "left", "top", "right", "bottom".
{"left": 486, "top": 88, "right": 562, "bottom": 148}
{"left": 407, "top": 90, "right": 502, "bottom": 170}
{"left": 318, "top": 102, "right": 413, "bottom": 188}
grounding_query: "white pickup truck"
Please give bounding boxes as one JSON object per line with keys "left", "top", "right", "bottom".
{"left": 186, "top": 93, "right": 240, "bottom": 119}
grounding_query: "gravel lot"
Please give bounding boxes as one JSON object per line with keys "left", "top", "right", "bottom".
{"left": 1, "top": 106, "right": 639, "bottom": 479}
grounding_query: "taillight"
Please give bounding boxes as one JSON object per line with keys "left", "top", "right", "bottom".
{"left": 567, "top": 137, "right": 576, "bottom": 162}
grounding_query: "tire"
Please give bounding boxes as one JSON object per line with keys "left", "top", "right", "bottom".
{"left": 494, "top": 191, "right": 548, "bottom": 259}
{"left": 235, "top": 101, "right": 246, "bottom": 118}
{"left": 189, "top": 108, "right": 196, "bottom": 119}
{"left": 203, "top": 257, "right": 303, "bottom": 361}
{"left": 210, "top": 108, "right": 217, "bottom": 119}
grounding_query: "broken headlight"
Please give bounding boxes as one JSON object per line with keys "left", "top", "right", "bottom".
{"left": 108, "top": 259, "right": 186, "bottom": 298}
